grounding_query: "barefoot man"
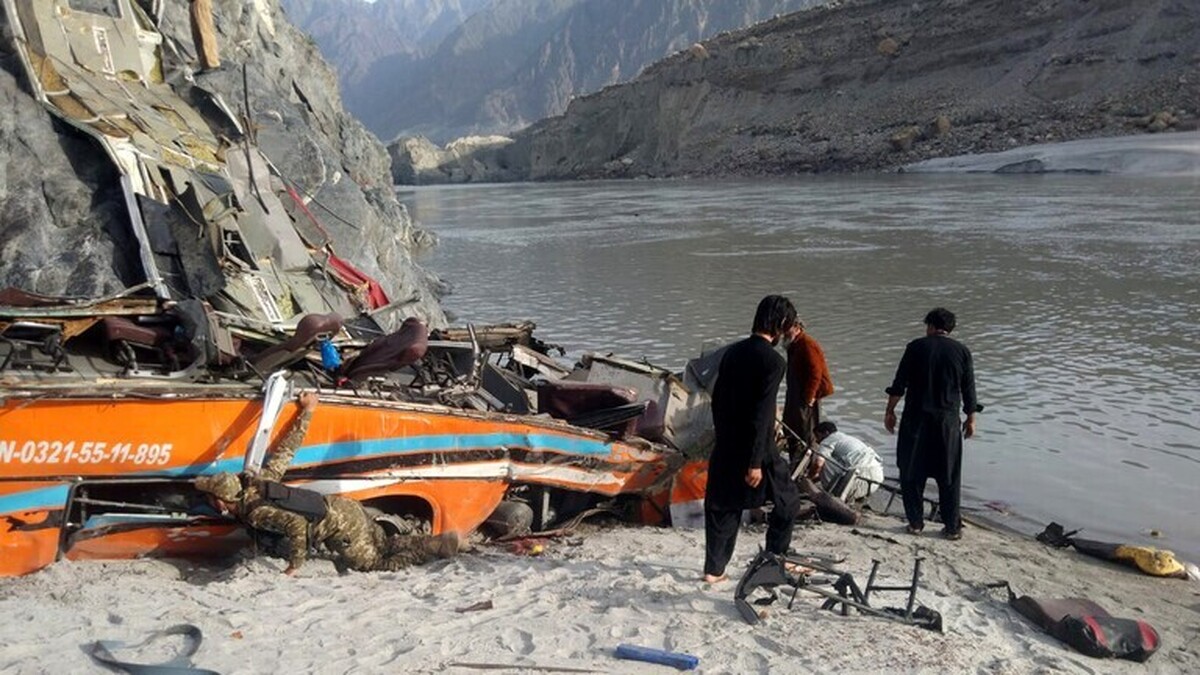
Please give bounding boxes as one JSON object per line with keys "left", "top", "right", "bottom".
{"left": 703, "top": 295, "right": 804, "bottom": 583}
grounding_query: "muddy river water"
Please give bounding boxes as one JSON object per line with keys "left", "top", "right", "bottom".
{"left": 400, "top": 176, "right": 1200, "bottom": 559}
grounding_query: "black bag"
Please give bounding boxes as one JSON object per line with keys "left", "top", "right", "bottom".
{"left": 1006, "top": 588, "right": 1160, "bottom": 662}
{"left": 1056, "top": 614, "right": 1160, "bottom": 662}
{"left": 261, "top": 481, "right": 328, "bottom": 522}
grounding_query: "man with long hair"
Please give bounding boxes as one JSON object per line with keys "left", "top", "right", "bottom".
{"left": 703, "top": 295, "right": 803, "bottom": 583}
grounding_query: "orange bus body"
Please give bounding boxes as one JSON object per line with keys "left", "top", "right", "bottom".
{"left": 0, "top": 394, "right": 674, "bottom": 576}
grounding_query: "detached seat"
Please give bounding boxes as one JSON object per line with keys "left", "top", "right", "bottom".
{"left": 338, "top": 317, "right": 429, "bottom": 384}
{"left": 251, "top": 313, "right": 343, "bottom": 373}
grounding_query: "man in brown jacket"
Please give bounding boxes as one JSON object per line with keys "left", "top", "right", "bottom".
{"left": 782, "top": 319, "right": 834, "bottom": 466}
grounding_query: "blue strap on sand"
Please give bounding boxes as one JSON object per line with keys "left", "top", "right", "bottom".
{"left": 615, "top": 644, "right": 699, "bottom": 670}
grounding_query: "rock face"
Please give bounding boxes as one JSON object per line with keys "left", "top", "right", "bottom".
{"left": 0, "top": 0, "right": 446, "bottom": 325}
{"left": 487, "top": 0, "right": 1200, "bottom": 179}
{"left": 279, "top": 0, "right": 490, "bottom": 96}
{"left": 390, "top": 136, "right": 518, "bottom": 184}
{"left": 354, "top": 0, "right": 823, "bottom": 143}
{"left": 0, "top": 21, "right": 132, "bottom": 295}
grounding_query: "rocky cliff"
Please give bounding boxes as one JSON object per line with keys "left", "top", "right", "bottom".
{"left": 358, "top": 0, "right": 822, "bottom": 142}
{"left": 0, "top": 0, "right": 445, "bottom": 325}
{"left": 500, "top": 0, "right": 1199, "bottom": 179}
{"left": 280, "top": 0, "right": 490, "bottom": 97}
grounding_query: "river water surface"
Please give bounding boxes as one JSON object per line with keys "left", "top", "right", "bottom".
{"left": 399, "top": 176, "right": 1200, "bottom": 559}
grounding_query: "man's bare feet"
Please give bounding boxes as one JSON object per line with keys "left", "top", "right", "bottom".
{"left": 703, "top": 573, "right": 728, "bottom": 584}
{"left": 783, "top": 562, "right": 814, "bottom": 576}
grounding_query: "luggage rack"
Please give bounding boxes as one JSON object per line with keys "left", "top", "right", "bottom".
{"left": 734, "top": 550, "right": 943, "bottom": 631}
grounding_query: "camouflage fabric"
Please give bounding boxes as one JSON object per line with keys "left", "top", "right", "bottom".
{"left": 314, "top": 496, "right": 436, "bottom": 572}
{"left": 259, "top": 407, "right": 313, "bottom": 483}
{"left": 232, "top": 406, "right": 440, "bottom": 571}
{"left": 194, "top": 472, "right": 241, "bottom": 501}
{"left": 236, "top": 407, "right": 314, "bottom": 569}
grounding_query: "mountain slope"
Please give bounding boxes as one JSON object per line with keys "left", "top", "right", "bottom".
{"left": 504, "top": 0, "right": 1199, "bottom": 178}
{"left": 280, "top": 0, "right": 490, "bottom": 88}
{"left": 358, "top": 0, "right": 823, "bottom": 141}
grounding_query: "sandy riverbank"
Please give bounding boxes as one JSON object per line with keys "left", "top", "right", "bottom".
{"left": 904, "top": 132, "right": 1200, "bottom": 175}
{"left": 1, "top": 511, "right": 1197, "bottom": 674}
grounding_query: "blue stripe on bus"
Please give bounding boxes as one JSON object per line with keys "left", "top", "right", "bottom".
{"left": 0, "top": 432, "right": 617, "bottom": 513}
{"left": 0, "top": 484, "right": 70, "bottom": 514}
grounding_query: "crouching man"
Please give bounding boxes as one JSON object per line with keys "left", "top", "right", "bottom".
{"left": 195, "top": 392, "right": 460, "bottom": 574}
{"left": 808, "top": 422, "right": 885, "bottom": 502}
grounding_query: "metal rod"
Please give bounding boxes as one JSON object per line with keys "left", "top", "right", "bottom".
{"left": 804, "top": 585, "right": 926, "bottom": 627}
{"left": 905, "top": 558, "right": 924, "bottom": 619}
{"left": 863, "top": 559, "right": 881, "bottom": 604}
{"left": 71, "top": 498, "right": 178, "bottom": 513}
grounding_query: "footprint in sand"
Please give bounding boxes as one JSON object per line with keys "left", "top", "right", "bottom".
{"left": 608, "top": 623, "right": 640, "bottom": 639}
{"left": 500, "top": 627, "right": 535, "bottom": 655}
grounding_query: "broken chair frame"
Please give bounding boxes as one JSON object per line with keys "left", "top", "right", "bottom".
{"left": 734, "top": 550, "right": 942, "bottom": 631}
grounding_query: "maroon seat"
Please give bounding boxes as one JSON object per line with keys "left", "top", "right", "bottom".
{"left": 536, "top": 380, "right": 639, "bottom": 436}
{"left": 99, "top": 316, "right": 179, "bottom": 370}
{"left": 101, "top": 317, "right": 170, "bottom": 348}
{"left": 251, "top": 313, "right": 343, "bottom": 373}
{"left": 338, "top": 317, "right": 429, "bottom": 383}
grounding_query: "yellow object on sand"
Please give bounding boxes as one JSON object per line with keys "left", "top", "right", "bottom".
{"left": 1114, "top": 545, "right": 1186, "bottom": 577}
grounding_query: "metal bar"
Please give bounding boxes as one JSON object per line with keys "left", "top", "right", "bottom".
{"left": 804, "top": 585, "right": 926, "bottom": 627}
{"left": 905, "top": 558, "right": 924, "bottom": 619}
{"left": 122, "top": 173, "right": 170, "bottom": 299}
{"left": 863, "top": 559, "right": 881, "bottom": 604}
{"left": 70, "top": 498, "right": 176, "bottom": 513}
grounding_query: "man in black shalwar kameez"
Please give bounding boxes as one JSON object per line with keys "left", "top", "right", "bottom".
{"left": 704, "top": 295, "right": 803, "bottom": 582}
{"left": 885, "top": 308, "right": 979, "bottom": 539}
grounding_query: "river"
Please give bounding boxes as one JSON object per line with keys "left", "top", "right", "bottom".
{"left": 398, "top": 176, "right": 1200, "bottom": 559}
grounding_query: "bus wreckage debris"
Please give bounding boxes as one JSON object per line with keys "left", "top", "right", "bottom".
{"left": 733, "top": 550, "right": 943, "bottom": 631}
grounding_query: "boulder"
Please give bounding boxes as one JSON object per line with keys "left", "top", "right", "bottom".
{"left": 389, "top": 135, "right": 517, "bottom": 185}
{"left": 877, "top": 37, "right": 901, "bottom": 57}
{"left": 928, "top": 114, "right": 953, "bottom": 137}
{"left": 890, "top": 126, "right": 922, "bottom": 151}
{"left": 1143, "top": 110, "right": 1178, "bottom": 132}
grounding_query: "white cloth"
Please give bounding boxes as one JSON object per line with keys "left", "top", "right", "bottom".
{"left": 816, "top": 431, "right": 884, "bottom": 500}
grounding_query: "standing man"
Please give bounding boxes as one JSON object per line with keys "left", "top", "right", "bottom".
{"left": 884, "top": 308, "right": 979, "bottom": 540}
{"left": 704, "top": 295, "right": 803, "bottom": 583}
{"left": 782, "top": 319, "right": 834, "bottom": 465}
{"left": 189, "top": 0, "right": 222, "bottom": 72}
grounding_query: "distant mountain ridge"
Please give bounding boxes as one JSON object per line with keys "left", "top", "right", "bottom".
{"left": 511, "top": 0, "right": 1200, "bottom": 178}
{"left": 280, "top": 0, "right": 490, "bottom": 90}
{"left": 284, "top": 0, "right": 823, "bottom": 142}
{"left": 391, "top": 0, "right": 1200, "bottom": 182}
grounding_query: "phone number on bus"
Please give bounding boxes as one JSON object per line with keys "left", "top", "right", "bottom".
{"left": 0, "top": 440, "right": 173, "bottom": 466}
